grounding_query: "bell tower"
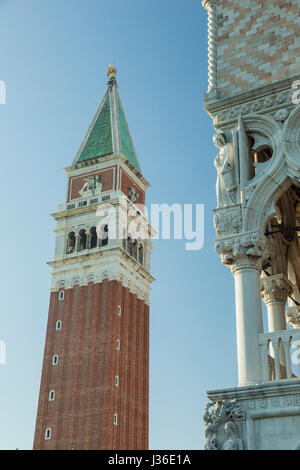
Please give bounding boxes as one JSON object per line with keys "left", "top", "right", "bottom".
{"left": 202, "top": 0, "right": 300, "bottom": 450}
{"left": 33, "top": 67, "right": 154, "bottom": 450}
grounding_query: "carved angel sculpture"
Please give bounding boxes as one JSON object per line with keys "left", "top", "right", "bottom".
{"left": 213, "top": 133, "right": 237, "bottom": 207}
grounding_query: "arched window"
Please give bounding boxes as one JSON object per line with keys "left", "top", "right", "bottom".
{"left": 248, "top": 134, "right": 273, "bottom": 179}
{"left": 138, "top": 244, "right": 144, "bottom": 265}
{"left": 49, "top": 390, "right": 55, "bottom": 401}
{"left": 89, "top": 227, "right": 98, "bottom": 249}
{"left": 66, "top": 232, "right": 76, "bottom": 254}
{"left": 45, "top": 428, "right": 52, "bottom": 440}
{"left": 58, "top": 291, "right": 64, "bottom": 301}
{"left": 132, "top": 241, "right": 138, "bottom": 260}
{"left": 56, "top": 320, "right": 62, "bottom": 331}
{"left": 99, "top": 224, "right": 108, "bottom": 247}
{"left": 122, "top": 230, "right": 127, "bottom": 250}
{"left": 52, "top": 355, "right": 59, "bottom": 366}
{"left": 78, "top": 229, "right": 87, "bottom": 251}
{"left": 127, "top": 237, "right": 132, "bottom": 255}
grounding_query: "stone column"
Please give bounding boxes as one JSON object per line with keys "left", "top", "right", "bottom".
{"left": 216, "top": 233, "right": 270, "bottom": 386}
{"left": 286, "top": 306, "right": 300, "bottom": 377}
{"left": 261, "top": 274, "right": 292, "bottom": 332}
{"left": 232, "top": 257, "right": 263, "bottom": 386}
{"left": 75, "top": 233, "right": 79, "bottom": 252}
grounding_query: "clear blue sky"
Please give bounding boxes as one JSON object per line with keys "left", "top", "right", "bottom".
{"left": 0, "top": 0, "right": 239, "bottom": 450}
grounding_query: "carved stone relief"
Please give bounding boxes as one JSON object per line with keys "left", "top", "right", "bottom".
{"left": 204, "top": 399, "right": 245, "bottom": 450}
{"left": 214, "top": 206, "right": 242, "bottom": 237}
{"left": 275, "top": 108, "right": 289, "bottom": 123}
{"left": 79, "top": 175, "right": 103, "bottom": 198}
{"left": 213, "top": 88, "right": 294, "bottom": 125}
{"left": 128, "top": 186, "right": 139, "bottom": 203}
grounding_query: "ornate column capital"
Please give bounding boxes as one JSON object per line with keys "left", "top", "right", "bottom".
{"left": 261, "top": 274, "right": 293, "bottom": 305}
{"left": 215, "top": 232, "right": 273, "bottom": 272}
{"left": 286, "top": 306, "right": 300, "bottom": 328}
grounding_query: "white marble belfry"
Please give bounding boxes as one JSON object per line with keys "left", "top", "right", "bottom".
{"left": 202, "top": 0, "right": 300, "bottom": 451}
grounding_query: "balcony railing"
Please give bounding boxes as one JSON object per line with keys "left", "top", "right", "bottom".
{"left": 259, "top": 329, "right": 300, "bottom": 381}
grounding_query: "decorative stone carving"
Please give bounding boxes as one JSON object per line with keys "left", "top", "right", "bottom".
{"left": 253, "top": 101, "right": 262, "bottom": 112}
{"left": 285, "top": 306, "right": 300, "bottom": 328}
{"left": 215, "top": 233, "right": 272, "bottom": 266}
{"left": 261, "top": 274, "right": 293, "bottom": 304}
{"left": 214, "top": 206, "right": 242, "bottom": 237}
{"left": 211, "top": 88, "right": 295, "bottom": 125}
{"left": 79, "top": 175, "right": 102, "bottom": 198}
{"left": 203, "top": 399, "right": 245, "bottom": 450}
{"left": 275, "top": 108, "right": 289, "bottom": 122}
{"left": 128, "top": 186, "right": 139, "bottom": 203}
{"left": 213, "top": 133, "right": 237, "bottom": 207}
{"left": 229, "top": 108, "right": 238, "bottom": 119}
{"left": 264, "top": 97, "right": 274, "bottom": 108}
{"left": 241, "top": 105, "right": 251, "bottom": 115}
{"left": 223, "top": 421, "right": 243, "bottom": 450}
{"left": 276, "top": 94, "right": 286, "bottom": 104}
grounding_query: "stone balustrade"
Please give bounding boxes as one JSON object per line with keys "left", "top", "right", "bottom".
{"left": 259, "top": 329, "right": 300, "bottom": 382}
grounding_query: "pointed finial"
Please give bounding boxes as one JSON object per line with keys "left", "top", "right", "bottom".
{"left": 107, "top": 64, "right": 117, "bottom": 81}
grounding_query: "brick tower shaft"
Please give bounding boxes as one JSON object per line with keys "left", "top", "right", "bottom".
{"left": 33, "top": 69, "right": 154, "bottom": 450}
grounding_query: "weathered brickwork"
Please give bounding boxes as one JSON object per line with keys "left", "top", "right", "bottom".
{"left": 216, "top": 0, "right": 300, "bottom": 97}
{"left": 33, "top": 280, "right": 149, "bottom": 450}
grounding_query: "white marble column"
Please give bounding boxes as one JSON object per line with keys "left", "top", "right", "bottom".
{"left": 215, "top": 232, "right": 271, "bottom": 387}
{"left": 232, "top": 257, "right": 263, "bottom": 386}
{"left": 285, "top": 306, "right": 300, "bottom": 377}
{"left": 261, "top": 274, "right": 292, "bottom": 332}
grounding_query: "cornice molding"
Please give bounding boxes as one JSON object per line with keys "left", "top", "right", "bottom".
{"left": 49, "top": 246, "right": 155, "bottom": 284}
{"left": 205, "top": 76, "right": 300, "bottom": 115}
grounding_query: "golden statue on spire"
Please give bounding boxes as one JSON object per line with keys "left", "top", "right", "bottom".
{"left": 107, "top": 64, "right": 117, "bottom": 80}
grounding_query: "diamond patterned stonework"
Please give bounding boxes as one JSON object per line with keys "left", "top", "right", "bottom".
{"left": 215, "top": 0, "right": 300, "bottom": 98}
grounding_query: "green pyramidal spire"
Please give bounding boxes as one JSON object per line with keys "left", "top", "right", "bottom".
{"left": 74, "top": 66, "right": 141, "bottom": 173}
